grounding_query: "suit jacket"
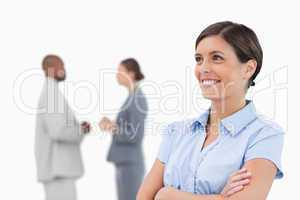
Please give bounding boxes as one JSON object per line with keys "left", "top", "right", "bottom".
{"left": 35, "top": 77, "right": 84, "bottom": 183}
{"left": 107, "top": 87, "right": 148, "bottom": 164}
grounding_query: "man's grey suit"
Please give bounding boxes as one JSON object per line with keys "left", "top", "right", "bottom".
{"left": 35, "top": 77, "right": 85, "bottom": 200}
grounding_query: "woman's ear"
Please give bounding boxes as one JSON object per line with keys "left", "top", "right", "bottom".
{"left": 128, "top": 71, "right": 136, "bottom": 81}
{"left": 244, "top": 59, "right": 257, "bottom": 80}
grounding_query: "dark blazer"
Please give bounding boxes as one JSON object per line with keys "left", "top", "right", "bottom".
{"left": 107, "top": 87, "right": 148, "bottom": 164}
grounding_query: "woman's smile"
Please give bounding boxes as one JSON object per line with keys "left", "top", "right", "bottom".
{"left": 200, "top": 79, "right": 221, "bottom": 87}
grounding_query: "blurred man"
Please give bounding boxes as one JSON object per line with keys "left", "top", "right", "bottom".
{"left": 35, "top": 55, "right": 91, "bottom": 200}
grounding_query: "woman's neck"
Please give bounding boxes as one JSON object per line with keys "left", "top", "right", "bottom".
{"left": 126, "top": 81, "right": 137, "bottom": 94}
{"left": 208, "top": 96, "right": 246, "bottom": 134}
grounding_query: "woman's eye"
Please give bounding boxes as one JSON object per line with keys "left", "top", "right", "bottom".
{"left": 212, "top": 55, "right": 224, "bottom": 61}
{"left": 195, "top": 56, "right": 203, "bottom": 64}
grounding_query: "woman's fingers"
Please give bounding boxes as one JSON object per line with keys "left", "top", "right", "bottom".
{"left": 229, "top": 178, "right": 250, "bottom": 189}
{"left": 108, "top": 123, "right": 114, "bottom": 131}
{"left": 226, "top": 185, "right": 244, "bottom": 197}
{"left": 229, "top": 168, "right": 247, "bottom": 178}
{"left": 224, "top": 177, "right": 251, "bottom": 197}
{"left": 231, "top": 172, "right": 252, "bottom": 183}
{"left": 237, "top": 168, "right": 247, "bottom": 173}
{"left": 100, "top": 120, "right": 115, "bottom": 132}
{"left": 222, "top": 169, "right": 251, "bottom": 197}
{"left": 99, "top": 117, "right": 114, "bottom": 131}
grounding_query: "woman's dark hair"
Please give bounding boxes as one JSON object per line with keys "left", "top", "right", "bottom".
{"left": 195, "top": 21, "right": 263, "bottom": 88}
{"left": 120, "top": 58, "right": 145, "bottom": 81}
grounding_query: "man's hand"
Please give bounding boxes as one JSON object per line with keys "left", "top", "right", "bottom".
{"left": 81, "top": 121, "right": 91, "bottom": 134}
{"left": 221, "top": 168, "right": 251, "bottom": 197}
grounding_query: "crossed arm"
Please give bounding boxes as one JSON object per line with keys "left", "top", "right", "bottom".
{"left": 137, "top": 158, "right": 277, "bottom": 200}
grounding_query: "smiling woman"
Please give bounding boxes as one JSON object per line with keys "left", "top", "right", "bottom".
{"left": 137, "top": 21, "right": 284, "bottom": 200}
{"left": 194, "top": 21, "right": 262, "bottom": 101}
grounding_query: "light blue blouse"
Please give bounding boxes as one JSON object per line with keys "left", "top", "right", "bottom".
{"left": 157, "top": 100, "right": 284, "bottom": 194}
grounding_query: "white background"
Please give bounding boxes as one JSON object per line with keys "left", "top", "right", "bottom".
{"left": 0, "top": 0, "right": 299, "bottom": 199}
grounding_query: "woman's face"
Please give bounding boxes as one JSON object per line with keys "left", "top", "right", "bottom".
{"left": 116, "top": 64, "right": 133, "bottom": 86}
{"left": 195, "top": 35, "right": 253, "bottom": 101}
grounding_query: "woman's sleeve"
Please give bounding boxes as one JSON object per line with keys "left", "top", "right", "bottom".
{"left": 244, "top": 126, "right": 285, "bottom": 179}
{"left": 157, "top": 124, "right": 175, "bottom": 164}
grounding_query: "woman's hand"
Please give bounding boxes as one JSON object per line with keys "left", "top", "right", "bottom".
{"left": 154, "top": 169, "right": 251, "bottom": 199}
{"left": 221, "top": 168, "right": 252, "bottom": 197}
{"left": 98, "top": 117, "right": 117, "bottom": 133}
{"left": 155, "top": 186, "right": 178, "bottom": 200}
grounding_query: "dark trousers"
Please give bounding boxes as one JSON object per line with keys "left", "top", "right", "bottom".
{"left": 115, "top": 162, "right": 145, "bottom": 200}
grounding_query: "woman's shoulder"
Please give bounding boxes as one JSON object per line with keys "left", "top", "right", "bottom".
{"left": 131, "top": 88, "right": 147, "bottom": 103}
{"left": 247, "top": 114, "right": 285, "bottom": 143}
{"left": 255, "top": 114, "right": 284, "bottom": 135}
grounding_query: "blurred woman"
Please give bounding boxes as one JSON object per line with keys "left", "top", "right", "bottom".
{"left": 99, "top": 58, "right": 148, "bottom": 200}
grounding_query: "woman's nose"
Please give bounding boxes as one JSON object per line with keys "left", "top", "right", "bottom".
{"left": 199, "top": 59, "right": 211, "bottom": 74}
{"left": 200, "top": 64, "right": 211, "bottom": 74}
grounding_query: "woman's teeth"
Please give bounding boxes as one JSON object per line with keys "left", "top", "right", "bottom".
{"left": 202, "top": 80, "right": 220, "bottom": 85}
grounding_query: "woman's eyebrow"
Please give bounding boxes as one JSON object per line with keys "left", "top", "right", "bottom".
{"left": 209, "top": 50, "right": 224, "bottom": 55}
{"left": 195, "top": 50, "right": 224, "bottom": 57}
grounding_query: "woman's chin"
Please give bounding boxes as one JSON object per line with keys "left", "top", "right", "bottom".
{"left": 201, "top": 92, "right": 224, "bottom": 101}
